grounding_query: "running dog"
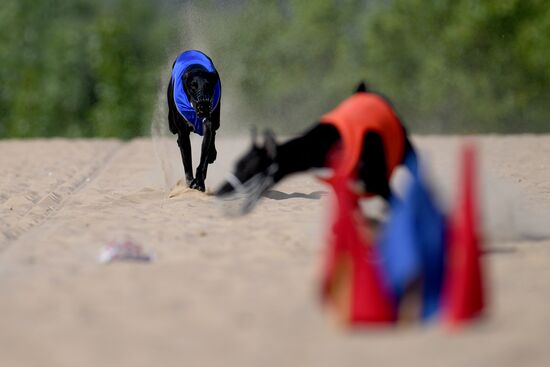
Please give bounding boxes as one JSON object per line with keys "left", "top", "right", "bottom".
{"left": 167, "top": 50, "right": 221, "bottom": 192}
{"left": 215, "top": 82, "right": 415, "bottom": 208}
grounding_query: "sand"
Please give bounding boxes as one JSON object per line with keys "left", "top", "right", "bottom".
{"left": 1, "top": 135, "right": 550, "bottom": 367}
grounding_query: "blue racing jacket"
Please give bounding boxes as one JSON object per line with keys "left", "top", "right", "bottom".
{"left": 171, "top": 50, "right": 221, "bottom": 136}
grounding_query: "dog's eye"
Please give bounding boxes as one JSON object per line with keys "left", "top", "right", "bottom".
{"left": 191, "top": 81, "right": 198, "bottom": 89}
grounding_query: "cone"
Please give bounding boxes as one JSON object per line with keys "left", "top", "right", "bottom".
{"left": 321, "top": 177, "right": 395, "bottom": 325}
{"left": 444, "top": 142, "right": 485, "bottom": 325}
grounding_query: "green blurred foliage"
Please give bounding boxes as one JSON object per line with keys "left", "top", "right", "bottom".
{"left": 366, "top": 0, "right": 550, "bottom": 133}
{"left": 204, "top": 0, "right": 550, "bottom": 133}
{"left": 0, "top": 0, "right": 178, "bottom": 138}
{"left": 1, "top": 0, "right": 549, "bottom": 137}
{"left": 203, "top": 0, "right": 369, "bottom": 134}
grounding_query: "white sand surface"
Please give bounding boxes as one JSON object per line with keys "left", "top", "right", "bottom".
{"left": 1, "top": 135, "right": 550, "bottom": 367}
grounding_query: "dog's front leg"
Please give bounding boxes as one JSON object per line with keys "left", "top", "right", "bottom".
{"left": 177, "top": 131, "right": 194, "bottom": 186}
{"left": 190, "top": 119, "right": 214, "bottom": 192}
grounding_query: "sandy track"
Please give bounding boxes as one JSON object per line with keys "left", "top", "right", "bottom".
{"left": 0, "top": 140, "right": 121, "bottom": 245}
{"left": 1, "top": 135, "right": 550, "bottom": 367}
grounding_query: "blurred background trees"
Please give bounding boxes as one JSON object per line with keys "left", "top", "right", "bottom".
{"left": 363, "top": 0, "right": 550, "bottom": 133}
{"left": 205, "top": 0, "right": 550, "bottom": 134}
{"left": 0, "top": 0, "right": 548, "bottom": 138}
{"left": 0, "top": 0, "right": 178, "bottom": 138}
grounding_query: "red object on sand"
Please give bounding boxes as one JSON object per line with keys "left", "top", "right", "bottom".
{"left": 444, "top": 143, "right": 485, "bottom": 325}
{"left": 320, "top": 178, "right": 395, "bottom": 325}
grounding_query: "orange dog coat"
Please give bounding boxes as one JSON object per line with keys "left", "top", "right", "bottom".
{"left": 319, "top": 93, "right": 405, "bottom": 190}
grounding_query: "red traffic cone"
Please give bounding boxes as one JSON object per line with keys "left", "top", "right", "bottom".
{"left": 321, "top": 177, "right": 395, "bottom": 325}
{"left": 444, "top": 142, "right": 485, "bottom": 326}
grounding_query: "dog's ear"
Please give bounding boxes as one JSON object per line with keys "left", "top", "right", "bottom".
{"left": 207, "top": 71, "right": 219, "bottom": 86}
{"left": 250, "top": 126, "right": 258, "bottom": 148}
{"left": 355, "top": 81, "right": 369, "bottom": 93}
{"left": 263, "top": 129, "right": 278, "bottom": 159}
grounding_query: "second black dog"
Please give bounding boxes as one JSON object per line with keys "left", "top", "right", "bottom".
{"left": 167, "top": 50, "right": 221, "bottom": 192}
{"left": 216, "top": 82, "right": 415, "bottom": 212}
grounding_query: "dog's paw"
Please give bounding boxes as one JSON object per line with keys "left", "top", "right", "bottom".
{"left": 190, "top": 178, "right": 206, "bottom": 192}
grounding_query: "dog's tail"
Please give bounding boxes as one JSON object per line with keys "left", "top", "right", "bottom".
{"left": 355, "top": 81, "right": 369, "bottom": 93}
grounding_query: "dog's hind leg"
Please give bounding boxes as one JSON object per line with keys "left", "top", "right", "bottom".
{"left": 358, "top": 132, "right": 392, "bottom": 201}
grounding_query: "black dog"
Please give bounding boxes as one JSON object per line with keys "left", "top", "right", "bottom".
{"left": 167, "top": 50, "right": 221, "bottom": 192}
{"left": 216, "top": 83, "right": 415, "bottom": 209}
